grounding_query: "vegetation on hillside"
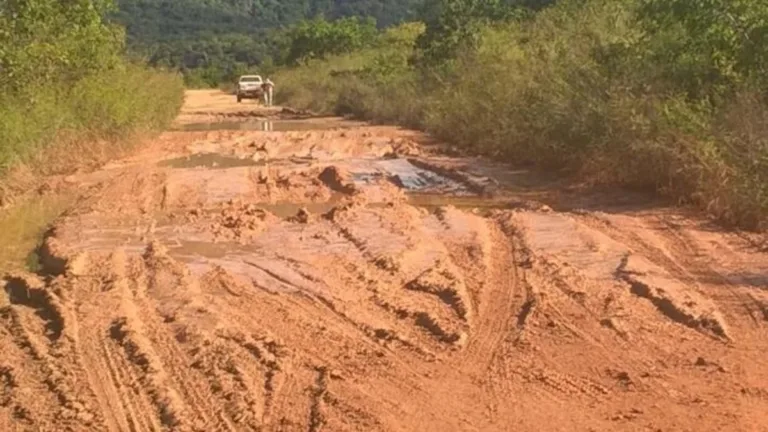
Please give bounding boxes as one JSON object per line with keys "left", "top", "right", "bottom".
{"left": 275, "top": 0, "right": 768, "bottom": 229}
{"left": 110, "top": 0, "right": 558, "bottom": 86}
{"left": 0, "top": 0, "right": 184, "bottom": 181}
{"left": 112, "top": 0, "right": 424, "bottom": 86}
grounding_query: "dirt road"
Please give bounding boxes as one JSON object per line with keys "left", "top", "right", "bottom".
{"left": 3, "top": 90, "right": 768, "bottom": 431}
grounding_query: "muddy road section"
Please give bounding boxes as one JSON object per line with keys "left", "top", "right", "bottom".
{"left": 2, "top": 90, "right": 768, "bottom": 431}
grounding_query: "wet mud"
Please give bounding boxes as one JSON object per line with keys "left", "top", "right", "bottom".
{"left": 172, "top": 119, "right": 364, "bottom": 133}
{"left": 3, "top": 90, "right": 768, "bottom": 432}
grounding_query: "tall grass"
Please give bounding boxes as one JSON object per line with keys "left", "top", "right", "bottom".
{"left": 0, "top": 63, "right": 184, "bottom": 177}
{"left": 275, "top": 22, "right": 428, "bottom": 126}
{"left": 0, "top": 0, "right": 185, "bottom": 271}
{"left": 0, "top": 62, "right": 184, "bottom": 271}
{"left": 0, "top": 195, "right": 73, "bottom": 272}
{"left": 275, "top": 1, "right": 768, "bottom": 230}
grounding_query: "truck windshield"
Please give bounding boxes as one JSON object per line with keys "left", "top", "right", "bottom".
{"left": 240, "top": 77, "right": 261, "bottom": 82}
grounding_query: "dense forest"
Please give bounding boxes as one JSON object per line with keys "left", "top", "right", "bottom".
{"left": 111, "top": 0, "right": 426, "bottom": 85}
{"left": 111, "top": 0, "right": 557, "bottom": 86}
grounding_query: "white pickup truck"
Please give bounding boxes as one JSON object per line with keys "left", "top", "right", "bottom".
{"left": 236, "top": 75, "right": 264, "bottom": 103}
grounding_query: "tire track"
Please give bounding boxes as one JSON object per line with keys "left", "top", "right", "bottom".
{"left": 0, "top": 277, "right": 99, "bottom": 430}
{"left": 74, "top": 250, "right": 163, "bottom": 432}
{"left": 0, "top": 332, "right": 53, "bottom": 428}
{"left": 578, "top": 213, "right": 756, "bottom": 330}
{"left": 131, "top": 263, "right": 237, "bottom": 432}
{"left": 199, "top": 254, "right": 438, "bottom": 425}
{"left": 216, "top": 329, "right": 288, "bottom": 424}
{"left": 106, "top": 246, "right": 221, "bottom": 431}
{"left": 187, "top": 336, "right": 267, "bottom": 430}
{"left": 458, "top": 219, "right": 520, "bottom": 371}
{"left": 109, "top": 314, "right": 190, "bottom": 430}
{"left": 101, "top": 336, "right": 163, "bottom": 432}
{"left": 652, "top": 217, "right": 766, "bottom": 331}
{"left": 308, "top": 367, "right": 329, "bottom": 432}
{"left": 326, "top": 210, "right": 471, "bottom": 348}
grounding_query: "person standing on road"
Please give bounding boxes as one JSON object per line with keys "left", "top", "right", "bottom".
{"left": 262, "top": 78, "right": 275, "bottom": 107}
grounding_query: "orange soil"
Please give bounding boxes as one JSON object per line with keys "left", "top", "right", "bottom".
{"left": 2, "top": 90, "right": 768, "bottom": 432}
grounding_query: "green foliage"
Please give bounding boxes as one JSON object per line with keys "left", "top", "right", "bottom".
{"left": 426, "top": 0, "right": 637, "bottom": 163}
{"left": 275, "top": 22, "right": 426, "bottom": 124}
{"left": 427, "top": 0, "right": 768, "bottom": 227}
{"left": 111, "top": 0, "right": 424, "bottom": 86}
{"left": 0, "top": 0, "right": 124, "bottom": 91}
{"left": 0, "top": 62, "right": 184, "bottom": 175}
{"left": 414, "top": 0, "right": 512, "bottom": 65}
{"left": 276, "top": 0, "right": 768, "bottom": 229}
{"left": 0, "top": 0, "right": 185, "bottom": 177}
{"left": 285, "top": 16, "right": 378, "bottom": 65}
{"left": 412, "top": 0, "right": 553, "bottom": 66}
{"left": 637, "top": 0, "right": 768, "bottom": 98}
{"left": 114, "top": 0, "right": 421, "bottom": 44}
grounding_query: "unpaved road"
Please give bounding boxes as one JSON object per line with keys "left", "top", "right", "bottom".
{"left": 3, "top": 90, "right": 768, "bottom": 432}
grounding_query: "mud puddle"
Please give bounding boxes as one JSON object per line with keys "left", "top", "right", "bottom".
{"left": 214, "top": 193, "right": 516, "bottom": 219}
{"left": 172, "top": 118, "right": 361, "bottom": 132}
{"left": 406, "top": 193, "right": 532, "bottom": 212}
{"left": 43, "top": 192, "right": 513, "bottom": 262}
{"left": 243, "top": 195, "right": 350, "bottom": 218}
{"left": 252, "top": 193, "right": 536, "bottom": 217}
{"left": 8, "top": 89, "right": 768, "bottom": 432}
{"left": 158, "top": 153, "right": 265, "bottom": 169}
{"left": 345, "top": 158, "right": 471, "bottom": 194}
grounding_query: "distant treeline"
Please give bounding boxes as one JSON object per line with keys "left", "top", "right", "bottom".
{"left": 112, "top": 0, "right": 557, "bottom": 86}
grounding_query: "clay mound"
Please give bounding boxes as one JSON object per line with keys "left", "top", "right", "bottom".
{"left": 289, "top": 207, "right": 313, "bottom": 224}
{"left": 280, "top": 106, "right": 314, "bottom": 118}
{"left": 210, "top": 202, "right": 278, "bottom": 241}
{"left": 318, "top": 165, "right": 357, "bottom": 194}
{"left": 384, "top": 138, "right": 422, "bottom": 158}
{"left": 618, "top": 254, "right": 731, "bottom": 340}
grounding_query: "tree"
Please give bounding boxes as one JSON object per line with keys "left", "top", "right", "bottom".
{"left": 284, "top": 16, "right": 378, "bottom": 65}
{"left": 638, "top": 0, "right": 768, "bottom": 97}
{"left": 0, "top": 0, "right": 124, "bottom": 92}
{"left": 413, "top": 0, "right": 528, "bottom": 66}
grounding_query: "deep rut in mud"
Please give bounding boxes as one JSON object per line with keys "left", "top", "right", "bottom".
{"left": 3, "top": 90, "right": 768, "bottom": 432}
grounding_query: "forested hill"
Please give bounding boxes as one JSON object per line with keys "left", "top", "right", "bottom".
{"left": 111, "top": 0, "right": 558, "bottom": 86}
{"left": 114, "top": 0, "right": 421, "bottom": 44}
{"left": 112, "top": 0, "right": 423, "bottom": 85}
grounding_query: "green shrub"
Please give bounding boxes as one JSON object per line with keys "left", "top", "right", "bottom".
{"left": 0, "top": 0, "right": 185, "bottom": 177}
{"left": 274, "top": 0, "right": 768, "bottom": 229}
{"left": 275, "top": 21, "right": 426, "bottom": 121}
{"left": 0, "top": 64, "right": 184, "bottom": 175}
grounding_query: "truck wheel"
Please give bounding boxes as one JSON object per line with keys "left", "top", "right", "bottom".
{"left": 237, "top": 94, "right": 242, "bottom": 103}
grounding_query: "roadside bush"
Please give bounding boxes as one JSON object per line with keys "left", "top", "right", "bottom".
{"left": 275, "top": 22, "right": 426, "bottom": 124}
{"left": 0, "top": 0, "right": 185, "bottom": 178}
{"left": 274, "top": 0, "right": 768, "bottom": 229}
{"left": 0, "top": 64, "right": 184, "bottom": 175}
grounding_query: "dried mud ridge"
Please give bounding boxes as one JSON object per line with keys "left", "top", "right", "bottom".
{"left": 3, "top": 92, "right": 768, "bottom": 431}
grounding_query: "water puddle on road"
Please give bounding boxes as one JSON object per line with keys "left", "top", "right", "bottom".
{"left": 255, "top": 196, "right": 348, "bottom": 218}
{"left": 157, "top": 194, "right": 527, "bottom": 272}
{"left": 172, "top": 119, "right": 360, "bottom": 132}
{"left": 158, "top": 153, "right": 265, "bottom": 169}
{"left": 347, "top": 158, "right": 471, "bottom": 195}
{"left": 170, "top": 240, "right": 234, "bottom": 260}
